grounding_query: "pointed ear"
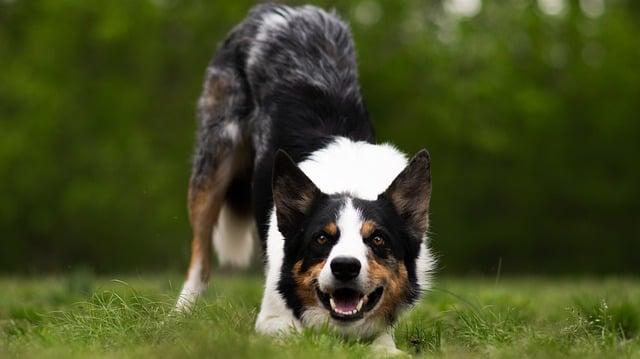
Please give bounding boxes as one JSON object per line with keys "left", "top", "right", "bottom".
{"left": 383, "top": 149, "right": 432, "bottom": 238}
{"left": 272, "top": 150, "right": 321, "bottom": 238}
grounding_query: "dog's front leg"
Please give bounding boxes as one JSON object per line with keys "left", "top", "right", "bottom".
{"left": 255, "top": 285, "right": 302, "bottom": 335}
{"left": 371, "top": 330, "right": 405, "bottom": 357}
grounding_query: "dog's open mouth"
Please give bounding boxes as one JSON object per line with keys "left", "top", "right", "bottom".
{"left": 316, "top": 286, "right": 384, "bottom": 321}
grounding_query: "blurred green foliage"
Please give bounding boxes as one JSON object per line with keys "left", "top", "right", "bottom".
{"left": 0, "top": 0, "right": 638, "bottom": 274}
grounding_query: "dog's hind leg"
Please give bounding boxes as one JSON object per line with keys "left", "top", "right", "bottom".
{"left": 176, "top": 44, "right": 254, "bottom": 310}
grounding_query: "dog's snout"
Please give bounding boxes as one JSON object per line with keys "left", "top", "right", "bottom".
{"left": 330, "top": 256, "right": 361, "bottom": 281}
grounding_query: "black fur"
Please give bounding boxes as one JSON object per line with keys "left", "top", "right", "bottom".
{"left": 383, "top": 150, "right": 432, "bottom": 238}
{"left": 272, "top": 150, "right": 324, "bottom": 240}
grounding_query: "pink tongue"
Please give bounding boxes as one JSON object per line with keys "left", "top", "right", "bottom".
{"left": 334, "top": 296, "right": 359, "bottom": 312}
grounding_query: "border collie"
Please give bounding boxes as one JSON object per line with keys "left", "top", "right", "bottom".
{"left": 176, "top": 4, "right": 434, "bottom": 353}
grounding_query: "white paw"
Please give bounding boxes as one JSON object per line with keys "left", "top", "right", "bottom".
{"left": 255, "top": 315, "right": 302, "bottom": 335}
{"left": 371, "top": 344, "right": 407, "bottom": 357}
{"left": 175, "top": 281, "right": 205, "bottom": 312}
{"left": 371, "top": 332, "right": 407, "bottom": 357}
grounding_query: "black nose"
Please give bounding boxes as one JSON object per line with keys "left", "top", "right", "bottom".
{"left": 330, "top": 256, "right": 361, "bottom": 281}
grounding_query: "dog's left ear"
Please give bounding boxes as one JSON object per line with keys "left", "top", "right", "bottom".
{"left": 383, "top": 149, "right": 432, "bottom": 238}
{"left": 272, "top": 150, "right": 322, "bottom": 239}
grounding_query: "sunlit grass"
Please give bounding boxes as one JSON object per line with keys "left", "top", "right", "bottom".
{"left": 1, "top": 274, "right": 639, "bottom": 358}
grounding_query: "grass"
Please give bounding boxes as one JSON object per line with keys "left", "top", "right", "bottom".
{"left": 1, "top": 272, "right": 640, "bottom": 358}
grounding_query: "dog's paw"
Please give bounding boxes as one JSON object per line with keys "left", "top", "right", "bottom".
{"left": 175, "top": 291, "right": 199, "bottom": 312}
{"left": 255, "top": 315, "right": 302, "bottom": 336}
{"left": 370, "top": 332, "right": 408, "bottom": 357}
{"left": 175, "top": 281, "right": 205, "bottom": 312}
{"left": 371, "top": 345, "right": 407, "bottom": 357}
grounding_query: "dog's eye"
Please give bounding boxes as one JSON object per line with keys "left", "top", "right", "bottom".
{"left": 371, "top": 235, "right": 385, "bottom": 246}
{"left": 316, "top": 234, "right": 329, "bottom": 245}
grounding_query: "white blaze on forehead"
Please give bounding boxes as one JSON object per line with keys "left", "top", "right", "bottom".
{"left": 298, "top": 137, "right": 407, "bottom": 200}
{"left": 318, "top": 199, "right": 369, "bottom": 290}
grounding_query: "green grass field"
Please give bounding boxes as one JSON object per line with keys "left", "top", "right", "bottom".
{"left": 1, "top": 273, "right": 639, "bottom": 358}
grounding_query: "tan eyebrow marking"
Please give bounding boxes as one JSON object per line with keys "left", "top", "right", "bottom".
{"left": 323, "top": 222, "right": 338, "bottom": 236}
{"left": 360, "top": 220, "right": 377, "bottom": 238}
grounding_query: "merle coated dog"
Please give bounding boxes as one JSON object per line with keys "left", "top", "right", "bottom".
{"left": 176, "top": 4, "right": 434, "bottom": 353}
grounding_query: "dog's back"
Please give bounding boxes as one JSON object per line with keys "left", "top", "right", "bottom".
{"left": 178, "top": 4, "right": 375, "bottom": 307}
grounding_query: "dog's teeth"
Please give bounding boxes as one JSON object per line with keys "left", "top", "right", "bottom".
{"left": 329, "top": 295, "right": 367, "bottom": 316}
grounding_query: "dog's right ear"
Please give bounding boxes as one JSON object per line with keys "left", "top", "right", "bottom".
{"left": 272, "top": 150, "right": 321, "bottom": 239}
{"left": 383, "top": 149, "right": 432, "bottom": 239}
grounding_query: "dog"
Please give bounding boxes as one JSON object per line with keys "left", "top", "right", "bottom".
{"left": 176, "top": 4, "right": 435, "bottom": 353}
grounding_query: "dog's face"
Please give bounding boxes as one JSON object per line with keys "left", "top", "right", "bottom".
{"left": 272, "top": 150, "right": 431, "bottom": 334}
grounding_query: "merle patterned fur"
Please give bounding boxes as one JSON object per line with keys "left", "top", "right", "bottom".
{"left": 191, "top": 4, "right": 374, "bottom": 237}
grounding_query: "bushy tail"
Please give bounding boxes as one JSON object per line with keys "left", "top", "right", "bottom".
{"left": 213, "top": 204, "right": 256, "bottom": 268}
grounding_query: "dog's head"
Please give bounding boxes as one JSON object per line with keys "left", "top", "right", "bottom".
{"left": 272, "top": 149, "right": 432, "bottom": 336}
